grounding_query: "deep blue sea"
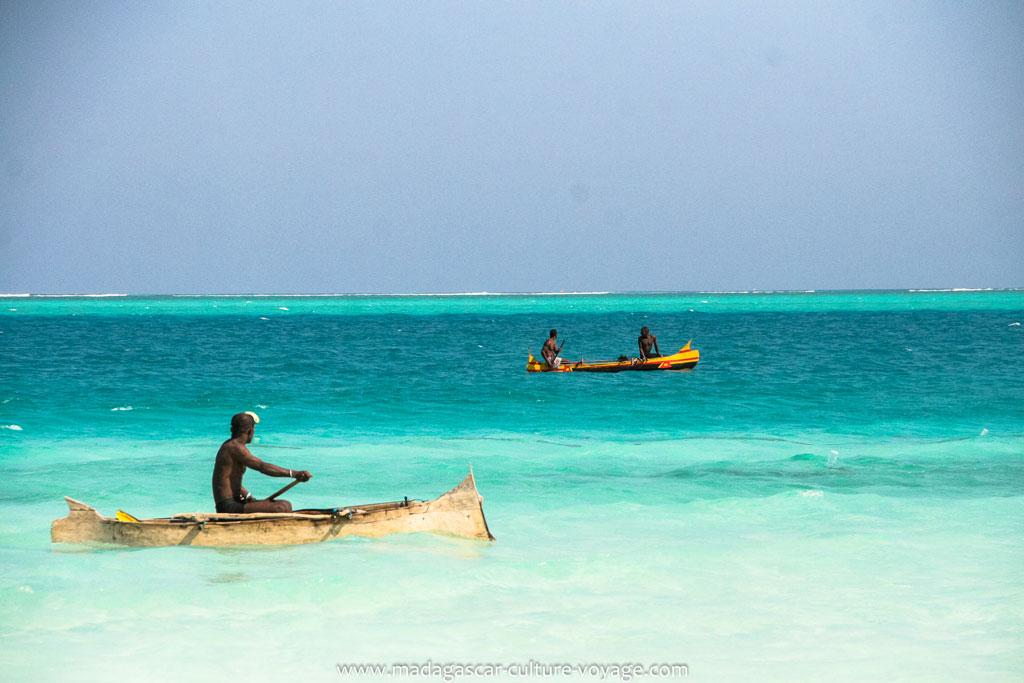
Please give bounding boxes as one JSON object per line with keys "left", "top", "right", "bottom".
{"left": 1, "top": 291, "right": 1022, "bottom": 680}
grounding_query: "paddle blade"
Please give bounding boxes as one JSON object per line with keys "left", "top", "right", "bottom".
{"left": 116, "top": 510, "right": 141, "bottom": 523}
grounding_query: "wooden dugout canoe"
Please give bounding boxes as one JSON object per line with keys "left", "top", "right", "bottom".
{"left": 526, "top": 341, "right": 700, "bottom": 373}
{"left": 51, "top": 470, "right": 494, "bottom": 547}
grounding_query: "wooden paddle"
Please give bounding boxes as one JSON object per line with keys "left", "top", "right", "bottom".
{"left": 268, "top": 478, "right": 301, "bottom": 501}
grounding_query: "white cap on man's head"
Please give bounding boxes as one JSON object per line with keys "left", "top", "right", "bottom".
{"left": 244, "top": 411, "right": 260, "bottom": 424}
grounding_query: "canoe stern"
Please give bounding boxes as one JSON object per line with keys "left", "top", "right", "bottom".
{"left": 51, "top": 497, "right": 112, "bottom": 544}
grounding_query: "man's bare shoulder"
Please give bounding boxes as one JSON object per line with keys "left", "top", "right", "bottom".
{"left": 216, "top": 439, "right": 248, "bottom": 460}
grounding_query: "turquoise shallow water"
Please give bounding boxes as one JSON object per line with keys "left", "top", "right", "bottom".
{"left": 1, "top": 291, "right": 1022, "bottom": 680}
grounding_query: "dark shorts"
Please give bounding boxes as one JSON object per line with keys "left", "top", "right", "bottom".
{"left": 215, "top": 498, "right": 246, "bottom": 514}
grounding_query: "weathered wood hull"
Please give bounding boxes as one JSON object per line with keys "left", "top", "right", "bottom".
{"left": 51, "top": 470, "right": 494, "bottom": 547}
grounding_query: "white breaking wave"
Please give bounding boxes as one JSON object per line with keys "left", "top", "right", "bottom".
{"left": 908, "top": 288, "right": 995, "bottom": 293}
{"left": 175, "top": 291, "right": 615, "bottom": 297}
{"left": 0, "top": 293, "right": 30, "bottom": 297}
{"left": 342, "top": 291, "right": 614, "bottom": 297}
{"left": 799, "top": 490, "right": 824, "bottom": 497}
{"left": 828, "top": 449, "right": 840, "bottom": 468}
{"left": 2, "top": 424, "right": 23, "bottom": 431}
{"left": 518, "top": 291, "right": 612, "bottom": 296}
{"left": 110, "top": 406, "right": 133, "bottom": 412}
{"left": 698, "top": 289, "right": 816, "bottom": 294}
{"left": 31, "top": 293, "right": 129, "bottom": 297}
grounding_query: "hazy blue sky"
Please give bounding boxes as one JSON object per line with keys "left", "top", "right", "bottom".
{"left": 1, "top": 1, "right": 1021, "bottom": 293}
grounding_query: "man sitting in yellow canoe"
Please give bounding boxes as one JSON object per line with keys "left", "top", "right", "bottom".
{"left": 542, "top": 328, "right": 583, "bottom": 369}
{"left": 638, "top": 326, "right": 661, "bottom": 361}
{"left": 212, "top": 412, "right": 312, "bottom": 513}
{"left": 541, "top": 329, "right": 565, "bottom": 368}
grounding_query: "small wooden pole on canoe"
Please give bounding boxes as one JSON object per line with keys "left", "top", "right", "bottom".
{"left": 268, "top": 479, "right": 300, "bottom": 501}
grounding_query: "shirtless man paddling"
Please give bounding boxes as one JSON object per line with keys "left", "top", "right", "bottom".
{"left": 542, "top": 329, "right": 565, "bottom": 368}
{"left": 212, "top": 412, "right": 312, "bottom": 513}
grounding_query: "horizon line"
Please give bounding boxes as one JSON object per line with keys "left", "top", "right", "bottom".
{"left": 1, "top": 287, "right": 1021, "bottom": 298}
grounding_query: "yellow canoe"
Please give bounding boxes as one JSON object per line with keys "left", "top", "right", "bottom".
{"left": 527, "top": 341, "right": 699, "bottom": 373}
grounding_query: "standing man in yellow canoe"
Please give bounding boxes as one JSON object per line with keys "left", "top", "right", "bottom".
{"left": 212, "top": 412, "right": 312, "bottom": 513}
